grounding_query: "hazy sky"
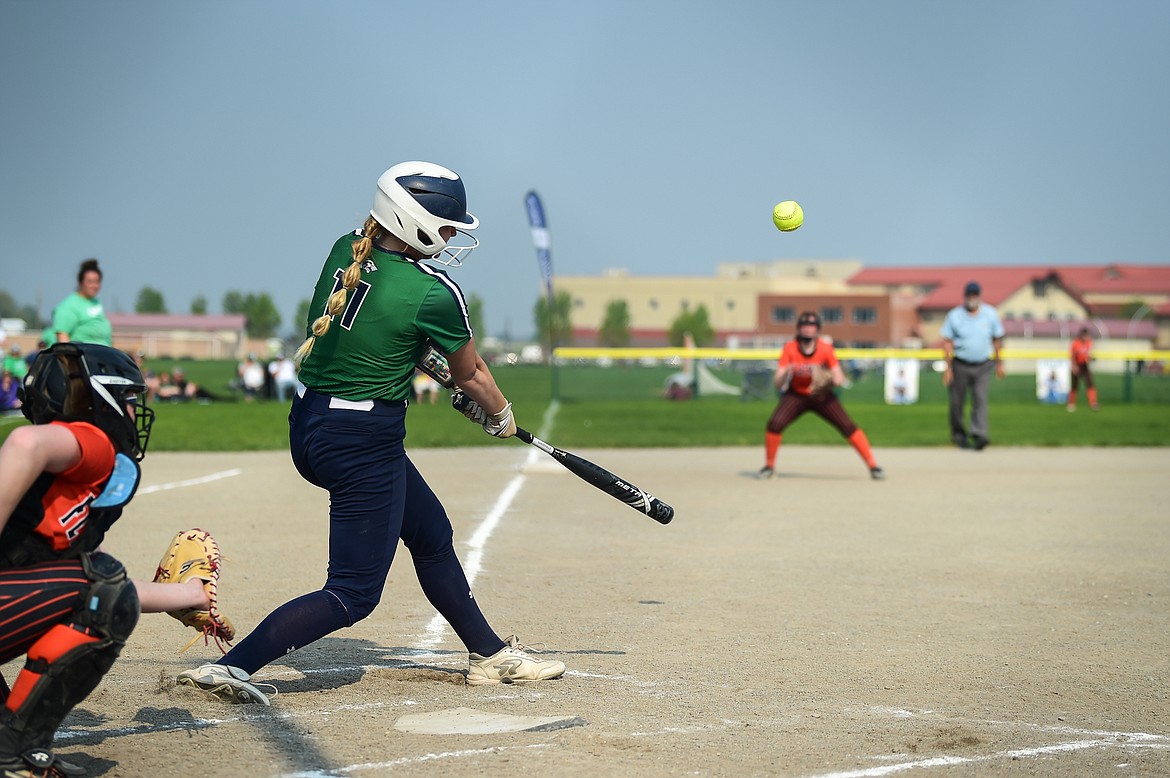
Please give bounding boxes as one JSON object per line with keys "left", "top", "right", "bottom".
{"left": 2, "top": 1, "right": 1168, "bottom": 339}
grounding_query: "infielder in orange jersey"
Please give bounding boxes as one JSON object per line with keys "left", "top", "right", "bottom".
{"left": 1067, "top": 327, "right": 1098, "bottom": 412}
{"left": 759, "top": 312, "right": 884, "bottom": 481}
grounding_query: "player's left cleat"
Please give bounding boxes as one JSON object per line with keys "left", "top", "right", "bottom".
{"left": 177, "top": 663, "right": 275, "bottom": 705}
{"left": 467, "top": 635, "right": 566, "bottom": 685}
{"left": 757, "top": 466, "right": 774, "bottom": 480}
{"left": 869, "top": 466, "right": 886, "bottom": 481}
{"left": 0, "top": 748, "right": 84, "bottom": 777}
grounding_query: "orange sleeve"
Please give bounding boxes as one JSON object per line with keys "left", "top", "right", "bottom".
{"left": 53, "top": 421, "right": 116, "bottom": 486}
{"left": 777, "top": 341, "right": 793, "bottom": 368}
{"left": 823, "top": 343, "right": 840, "bottom": 368}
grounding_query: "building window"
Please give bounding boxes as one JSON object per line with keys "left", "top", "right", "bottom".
{"left": 573, "top": 298, "right": 584, "bottom": 308}
{"left": 771, "top": 306, "right": 795, "bottom": 324}
{"left": 681, "top": 300, "right": 690, "bottom": 312}
{"left": 852, "top": 306, "right": 877, "bottom": 325}
{"left": 726, "top": 300, "right": 735, "bottom": 310}
{"left": 649, "top": 299, "right": 658, "bottom": 310}
{"left": 1032, "top": 280, "right": 1047, "bottom": 298}
{"left": 821, "top": 306, "right": 843, "bottom": 324}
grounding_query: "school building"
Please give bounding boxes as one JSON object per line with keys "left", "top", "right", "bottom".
{"left": 555, "top": 261, "right": 1170, "bottom": 352}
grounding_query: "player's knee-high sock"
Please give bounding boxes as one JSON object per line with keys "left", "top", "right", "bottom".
{"left": 765, "top": 432, "right": 782, "bottom": 468}
{"left": 415, "top": 547, "right": 502, "bottom": 657}
{"left": 847, "top": 429, "right": 877, "bottom": 468}
{"left": 1067, "top": 386, "right": 1077, "bottom": 408}
{"left": 1087, "top": 387, "right": 1098, "bottom": 408}
{"left": 219, "top": 591, "right": 349, "bottom": 674}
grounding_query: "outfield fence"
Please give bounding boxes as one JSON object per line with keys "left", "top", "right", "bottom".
{"left": 547, "top": 346, "right": 1170, "bottom": 405}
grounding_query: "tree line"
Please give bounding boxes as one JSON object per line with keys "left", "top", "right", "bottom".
{"left": 534, "top": 291, "right": 715, "bottom": 350}
{"left": 4, "top": 284, "right": 715, "bottom": 347}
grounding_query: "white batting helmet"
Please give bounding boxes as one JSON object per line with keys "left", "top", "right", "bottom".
{"left": 370, "top": 161, "right": 479, "bottom": 266}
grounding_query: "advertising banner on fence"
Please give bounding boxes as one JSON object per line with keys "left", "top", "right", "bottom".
{"left": 1036, "top": 358, "right": 1071, "bottom": 404}
{"left": 884, "top": 358, "right": 919, "bottom": 404}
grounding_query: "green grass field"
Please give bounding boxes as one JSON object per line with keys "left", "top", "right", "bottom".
{"left": 4, "top": 361, "right": 1167, "bottom": 451}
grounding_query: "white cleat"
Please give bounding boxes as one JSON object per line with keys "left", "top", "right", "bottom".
{"left": 467, "top": 635, "right": 566, "bottom": 686}
{"left": 177, "top": 663, "right": 275, "bottom": 705}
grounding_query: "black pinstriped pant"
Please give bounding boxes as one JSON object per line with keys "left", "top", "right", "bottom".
{"left": 0, "top": 560, "right": 89, "bottom": 700}
{"left": 765, "top": 390, "right": 860, "bottom": 438}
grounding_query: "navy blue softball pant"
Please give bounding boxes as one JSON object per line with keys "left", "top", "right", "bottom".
{"left": 218, "top": 389, "right": 503, "bottom": 674}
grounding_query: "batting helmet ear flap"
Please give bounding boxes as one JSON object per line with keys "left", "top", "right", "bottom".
{"left": 370, "top": 161, "right": 480, "bottom": 266}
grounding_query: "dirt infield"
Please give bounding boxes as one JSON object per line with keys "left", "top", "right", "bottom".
{"left": 17, "top": 445, "right": 1169, "bottom": 776}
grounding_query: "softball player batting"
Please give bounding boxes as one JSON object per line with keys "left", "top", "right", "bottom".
{"left": 758, "top": 312, "right": 885, "bottom": 481}
{"left": 178, "top": 161, "right": 564, "bottom": 705}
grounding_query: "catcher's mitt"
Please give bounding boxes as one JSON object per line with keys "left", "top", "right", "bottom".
{"left": 153, "top": 528, "right": 235, "bottom": 651}
{"left": 808, "top": 365, "right": 835, "bottom": 397}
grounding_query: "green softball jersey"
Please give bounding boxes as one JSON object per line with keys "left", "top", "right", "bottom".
{"left": 50, "top": 293, "right": 112, "bottom": 346}
{"left": 296, "top": 232, "right": 473, "bottom": 402}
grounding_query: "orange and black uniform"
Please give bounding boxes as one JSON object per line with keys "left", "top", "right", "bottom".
{"left": 762, "top": 339, "right": 879, "bottom": 474}
{"left": 0, "top": 422, "right": 137, "bottom": 756}
{"left": 1068, "top": 337, "right": 1097, "bottom": 410}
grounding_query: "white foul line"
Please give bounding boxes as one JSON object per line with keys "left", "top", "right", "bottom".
{"left": 808, "top": 732, "right": 1170, "bottom": 777}
{"left": 137, "top": 469, "right": 242, "bottom": 495}
{"left": 416, "top": 401, "right": 558, "bottom": 648}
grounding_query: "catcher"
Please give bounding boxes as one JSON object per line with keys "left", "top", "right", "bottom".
{"left": 0, "top": 343, "right": 156, "bottom": 777}
{"left": 0, "top": 344, "right": 234, "bottom": 777}
{"left": 758, "top": 311, "right": 885, "bottom": 481}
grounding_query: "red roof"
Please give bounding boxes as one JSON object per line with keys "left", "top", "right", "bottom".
{"left": 107, "top": 313, "right": 246, "bottom": 331}
{"left": 848, "top": 264, "right": 1170, "bottom": 310}
{"left": 1054, "top": 265, "right": 1170, "bottom": 295}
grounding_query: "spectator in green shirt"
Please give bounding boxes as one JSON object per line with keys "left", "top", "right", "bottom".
{"left": 2, "top": 346, "right": 27, "bottom": 380}
{"left": 51, "top": 259, "right": 112, "bottom": 346}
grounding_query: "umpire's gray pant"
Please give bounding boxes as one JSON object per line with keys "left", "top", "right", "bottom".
{"left": 949, "top": 359, "right": 994, "bottom": 442}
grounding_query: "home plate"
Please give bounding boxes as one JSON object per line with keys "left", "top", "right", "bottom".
{"left": 395, "top": 707, "right": 587, "bottom": 735}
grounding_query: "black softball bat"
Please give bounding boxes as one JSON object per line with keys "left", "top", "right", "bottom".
{"left": 417, "top": 345, "right": 674, "bottom": 525}
{"left": 512, "top": 427, "right": 674, "bottom": 525}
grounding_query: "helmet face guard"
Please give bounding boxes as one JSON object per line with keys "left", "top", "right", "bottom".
{"left": 20, "top": 343, "right": 155, "bottom": 461}
{"left": 796, "top": 311, "right": 821, "bottom": 347}
{"left": 370, "top": 161, "right": 480, "bottom": 266}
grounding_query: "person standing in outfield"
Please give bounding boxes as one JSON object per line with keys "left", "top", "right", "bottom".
{"left": 50, "top": 259, "right": 112, "bottom": 346}
{"left": 758, "top": 311, "right": 884, "bottom": 481}
{"left": 940, "top": 281, "right": 1005, "bottom": 450}
{"left": 178, "top": 161, "right": 564, "bottom": 705}
{"left": 1067, "top": 327, "right": 1098, "bottom": 412}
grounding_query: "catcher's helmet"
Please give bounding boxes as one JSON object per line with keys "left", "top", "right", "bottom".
{"left": 370, "top": 161, "right": 480, "bottom": 266}
{"left": 20, "top": 343, "right": 155, "bottom": 461}
{"left": 797, "top": 311, "right": 821, "bottom": 330}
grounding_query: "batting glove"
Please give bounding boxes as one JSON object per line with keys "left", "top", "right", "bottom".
{"left": 483, "top": 403, "right": 516, "bottom": 438}
{"left": 451, "top": 390, "right": 487, "bottom": 424}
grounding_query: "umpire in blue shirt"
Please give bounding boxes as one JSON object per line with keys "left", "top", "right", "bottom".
{"left": 940, "top": 281, "right": 1005, "bottom": 450}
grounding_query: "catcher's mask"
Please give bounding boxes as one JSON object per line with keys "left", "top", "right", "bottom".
{"left": 796, "top": 311, "right": 821, "bottom": 346}
{"left": 20, "top": 342, "right": 155, "bottom": 461}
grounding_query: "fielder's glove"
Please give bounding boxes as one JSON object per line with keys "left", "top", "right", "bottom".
{"left": 452, "top": 391, "right": 516, "bottom": 438}
{"left": 808, "top": 366, "right": 835, "bottom": 397}
{"left": 153, "top": 528, "right": 235, "bottom": 651}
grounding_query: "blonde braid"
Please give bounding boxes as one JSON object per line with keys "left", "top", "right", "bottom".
{"left": 294, "top": 217, "right": 384, "bottom": 367}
